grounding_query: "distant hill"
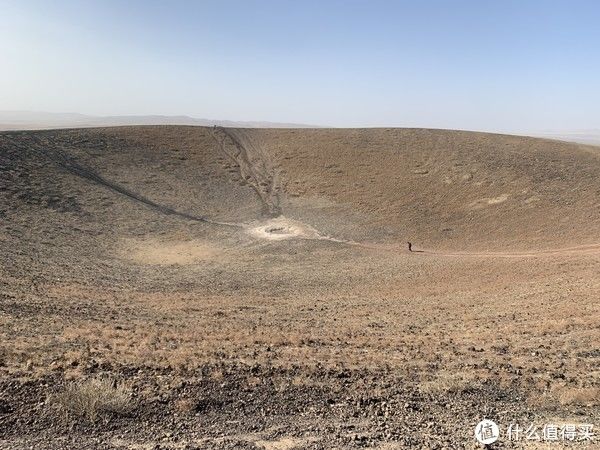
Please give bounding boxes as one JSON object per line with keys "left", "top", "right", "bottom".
{"left": 0, "top": 111, "right": 317, "bottom": 131}
{"left": 2, "top": 111, "right": 598, "bottom": 146}
{"left": 528, "top": 130, "right": 600, "bottom": 146}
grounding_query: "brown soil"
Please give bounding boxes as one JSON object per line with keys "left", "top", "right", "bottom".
{"left": 0, "top": 126, "right": 599, "bottom": 448}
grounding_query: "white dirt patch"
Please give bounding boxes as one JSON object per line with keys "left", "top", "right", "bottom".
{"left": 247, "top": 216, "right": 323, "bottom": 241}
{"left": 121, "top": 239, "right": 219, "bottom": 265}
{"left": 469, "top": 194, "right": 510, "bottom": 210}
{"left": 487, "top": 194, "right": 509, "bottom": 205}
{"left": 255, "top": 437, "right": 309, "bottom": 450}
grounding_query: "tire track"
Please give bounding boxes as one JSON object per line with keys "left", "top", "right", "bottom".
{"left": 211, "top": 127, "right": 282, "bottom": 217}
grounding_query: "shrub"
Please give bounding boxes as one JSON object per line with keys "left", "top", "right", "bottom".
{"left": 52, "top": 377, "right": 133, "bottom": 423}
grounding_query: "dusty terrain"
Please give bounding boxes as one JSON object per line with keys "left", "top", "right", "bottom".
{"left": 1, "top": 126, "right": 599, "bottom": 448}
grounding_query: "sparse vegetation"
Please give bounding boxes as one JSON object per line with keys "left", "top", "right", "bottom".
{"left": 51, "top": 377, "right": 133, "bottom": 423}
{"left": 418, "top": 371, "right": 486, "bottom": 395}
{"left": 1, "top": 126, "right": 599, "bottom": 448}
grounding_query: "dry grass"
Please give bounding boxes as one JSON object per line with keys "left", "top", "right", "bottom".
{"left": 4, "top": 259, "right": 599, "bottom": 408}
{"left": 528, "top": 385, "right": 600, "bottom": 408}
{"left": 173, "top": 398, "right": 197, "bottom": 415}
{"left": 418, "top": 371, "right": 487, "bottom": 395}
{"left": 51, "top": 377, "right": 133, "bottom": 423}
{"left": 2, "top": 126, "right": 600, "bottom": 445}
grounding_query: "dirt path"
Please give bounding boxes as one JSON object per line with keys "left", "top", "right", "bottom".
{"left": 347, "top": 240, "right": 600, "bottom": 258}
{"left": 426, "top": 242, "right": 600, "bottom": 258}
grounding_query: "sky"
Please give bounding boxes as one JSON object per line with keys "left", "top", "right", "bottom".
{"left": 1, "top": 0, "right": 599, "bottom": 131}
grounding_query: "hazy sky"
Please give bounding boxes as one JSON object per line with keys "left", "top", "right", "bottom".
{"left": 1, "top": 0, "right": 599, "bottom": 131}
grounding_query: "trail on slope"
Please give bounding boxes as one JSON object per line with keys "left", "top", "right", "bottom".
{"left": 347, "top": 241, "right": 600, "bottom": 258}
{"left": 211, "top": 127, "right": 282, "bottom": 217}
{"left": 6, "top": 130, "right": 599, "bottom": 258}
{"left": 4, "top": 134, "right": 241, "bottom": 228}
{"left": 426, "top": 242, "right": 600, "bottom": 258}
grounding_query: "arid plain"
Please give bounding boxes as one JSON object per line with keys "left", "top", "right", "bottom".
{"left": 1, "top": 126, "right": 599, "bottom": 448}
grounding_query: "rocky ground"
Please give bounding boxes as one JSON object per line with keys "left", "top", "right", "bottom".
{"left": 1, "top": 127, "right": 599, "bottom": 448}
